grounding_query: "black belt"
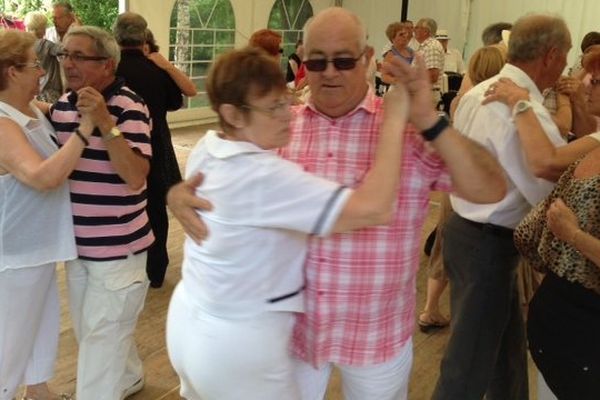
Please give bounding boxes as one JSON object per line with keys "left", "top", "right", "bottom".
{"left": 268, "top": 285, "right": 305, "bottom": 303}
{"left": 457, "top": 215, "right": 514, "bottom": 239}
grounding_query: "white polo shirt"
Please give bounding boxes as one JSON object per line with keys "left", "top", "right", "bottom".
{"left": 182, "top": 131, "right": 352, "bottom": 317}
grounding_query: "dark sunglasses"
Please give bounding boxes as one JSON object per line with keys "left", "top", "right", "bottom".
{"left": 304, "top": 51, "right": 365, "bottom": 72}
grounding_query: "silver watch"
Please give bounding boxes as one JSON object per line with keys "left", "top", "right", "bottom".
{"left": 512, "top": 100, "right": 532, "bottom": 119}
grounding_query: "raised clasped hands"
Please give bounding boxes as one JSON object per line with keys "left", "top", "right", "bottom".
{"left": 76, "top": 87, "right": 112, "bottom": 129}
{"left": 381, "top": 54, "right": 438, "bottom": 131}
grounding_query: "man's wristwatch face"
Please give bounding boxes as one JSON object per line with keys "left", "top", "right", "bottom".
{"left": 104, "top": 126, "right": 121, "bottom": 141}
{"left": 514, "top": 100, "right": 532, "bottom": 115}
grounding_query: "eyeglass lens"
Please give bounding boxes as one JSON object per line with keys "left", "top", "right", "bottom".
{"left": 304, "top": 57, "right": 359, "bottom": 72}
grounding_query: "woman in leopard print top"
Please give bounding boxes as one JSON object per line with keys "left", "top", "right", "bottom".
{"left": 515, "top": 153, "right": 600, "bottom": 400}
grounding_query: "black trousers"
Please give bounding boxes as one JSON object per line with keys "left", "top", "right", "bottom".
{"left": 432, "top": 213, "right": 528, "bottom": 400}
{"left": 145, "top": 171, "right": 170, "bottom": 287}
{"left": 528, "top": 271, "right": 600, "bottom": 400}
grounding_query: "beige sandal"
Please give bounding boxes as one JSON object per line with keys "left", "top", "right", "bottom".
{"left": 418, "top": 311, "right": 449, "bottom": 333}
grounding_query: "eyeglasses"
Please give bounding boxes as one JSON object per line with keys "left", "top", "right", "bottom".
{"left": 16, "top": 60, "right": 42, "bottom": 70}
{"left": 241, "top": 97, "right": 292, "bottom": 119}
{"left": 56, "top": 52, "right": 110, "bottom": 63}
{"left": 303, "top": 51, "right": 365, "bottom": 72}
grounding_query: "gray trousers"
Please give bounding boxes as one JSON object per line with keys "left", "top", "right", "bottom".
{"left": 432, "top": 213, "right": 529, "bottom": 400}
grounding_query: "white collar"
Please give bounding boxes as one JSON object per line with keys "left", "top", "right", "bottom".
{"left": 499, "top": 64, "right": 545, "bottom": 104}
{"left": 0, "top": 101, "right": 40, "bottom": 129}
{"left": 204, "top": 130, "right": 269, "bottom": 159}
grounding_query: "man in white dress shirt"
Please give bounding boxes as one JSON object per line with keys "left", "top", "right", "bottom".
{"left": 433, "top": 14, "right": 572, "bottom": 400}
{"left": 436, "top": 29, "right": 465, "bottom": 75}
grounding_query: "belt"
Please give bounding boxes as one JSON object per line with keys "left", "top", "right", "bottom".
{"left": 457, "top": 215, "right": 514, "bottom": 239}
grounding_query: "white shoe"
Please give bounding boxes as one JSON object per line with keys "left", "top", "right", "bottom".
{"left": 121, "top": 377, "right": 144, "bottom": 399}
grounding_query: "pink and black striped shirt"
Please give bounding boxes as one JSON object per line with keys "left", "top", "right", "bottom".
{"left": 50, "top": 79, "right": 154, "bottom": 261}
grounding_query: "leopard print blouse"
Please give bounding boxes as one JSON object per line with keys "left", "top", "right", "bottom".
{"left": 514, "top": 159, "right": 600, "bottom": 294}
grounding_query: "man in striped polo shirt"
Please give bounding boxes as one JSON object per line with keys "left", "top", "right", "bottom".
{"left": 49, "top": 26, "right": 153, "bottom": 400}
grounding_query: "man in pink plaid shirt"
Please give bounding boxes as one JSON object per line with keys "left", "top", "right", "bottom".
{"left": 169, "top": 7, "right": 505, "bottom": 400}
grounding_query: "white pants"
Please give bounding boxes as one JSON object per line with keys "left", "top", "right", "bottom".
{"left": 166, "top": 284, "right": 300, "bottom": 400}
{"left": 66, "top": 252, "right": 149, "bottom": 400}
{"left": 0, "top": 264, "right": 59, "bottom": 400}
{"left": 293, "top": 338, "right": 413, "bottom": 400}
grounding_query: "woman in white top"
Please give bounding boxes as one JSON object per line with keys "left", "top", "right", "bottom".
{"left": 0, "top": 30, "right": 93, "bottom": 400}
{"left": 166, "top": 47, "right": 408, "bottom": 400}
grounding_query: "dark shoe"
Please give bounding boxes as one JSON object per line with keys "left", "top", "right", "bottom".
{"left": 418, "top": 311, "right": 449, "bottom": 333}
{"left": 423, "top": 228, "right": 437, "bottom": 256}
{"left": 150, "top": 280, "right": 163, "bottom": 289}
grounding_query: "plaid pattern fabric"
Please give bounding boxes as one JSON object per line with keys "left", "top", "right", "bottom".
{"left": 418, "top": 37, "right": 445, "bottom": 92}
{"left": 281, "top": 90, "right": 452, "bottom": 366}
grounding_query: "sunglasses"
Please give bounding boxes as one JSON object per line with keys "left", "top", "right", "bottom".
{"left": 304, "top": 51, "right": 365, "bottom": 72}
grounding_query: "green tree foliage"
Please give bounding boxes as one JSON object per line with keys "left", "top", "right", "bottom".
{"left": 1, "top": 0, "right": 118, "bottom": 31}
{"left": 70, "top": 0, "right": 118, "bottom": 31}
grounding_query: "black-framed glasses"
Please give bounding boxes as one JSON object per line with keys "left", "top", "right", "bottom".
{"left": 56, "top": 51, "right": 109, "bottom": 63}
{"left": 241, "top": 96, "right": 292, "bottom": 119}
{"left": 303, "top": 51, "right": 365, "bottom": 72}
{"left": 16, "top": 60, "right": 42, "bottom": 70}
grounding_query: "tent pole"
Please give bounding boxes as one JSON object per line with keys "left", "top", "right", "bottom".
{"left": 401, "top": 0, "right": 409, "bottom": 20}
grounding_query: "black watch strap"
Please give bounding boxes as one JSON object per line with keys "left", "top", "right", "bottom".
{"left": 421, "top": 115, "right": 450, "bottom": 142}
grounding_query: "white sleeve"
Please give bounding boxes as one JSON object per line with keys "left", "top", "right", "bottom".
{"left": 248, "top": 156, "right": 352, "bottom": 236}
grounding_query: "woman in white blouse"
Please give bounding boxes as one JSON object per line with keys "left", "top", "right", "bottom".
{"left": 0, "top": 30, "right": 92, "bottom": 400}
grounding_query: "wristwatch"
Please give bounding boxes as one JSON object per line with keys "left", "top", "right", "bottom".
{"left": 512, "top": 100, "right": 532, "bottom": 119}
{"left": 103, "top": 126, "right": 122, "bottom": 141}
{"left": 421, "top": 114, "right": 450, "bottom": 142}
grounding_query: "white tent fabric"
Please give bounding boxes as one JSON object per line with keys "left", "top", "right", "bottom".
{"left": 407, "top": 0, "right": 600, "bottom": 70}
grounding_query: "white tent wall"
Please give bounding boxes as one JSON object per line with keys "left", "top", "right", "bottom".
{"left": 407, "top": 0, "right": 600, "bottom": 71}
{"left": 122, "top": 0, "right": 600, "bottom": 127}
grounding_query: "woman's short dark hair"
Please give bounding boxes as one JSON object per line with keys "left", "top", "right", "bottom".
{"left": 206, "top": 47, "right": 287, "bottom": 131}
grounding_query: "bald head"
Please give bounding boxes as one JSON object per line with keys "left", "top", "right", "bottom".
{"left": 303, "top": 7, "right": 366, "bottom": 53}
{"left": 508, "top": 14, "right": 571, "bottom": 63}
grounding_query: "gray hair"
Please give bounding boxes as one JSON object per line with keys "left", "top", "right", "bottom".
{"left": 113, "top": 12, "right": 147, "bottom": 47}
{"left": 65, "top": 26, "right": 121, "bottom": 68}
{"left": 481, "top": 22, "right": 512, "bottom": 45}
{"left": 508, "top": 14, "right": 570, "bottom": 63}
{"left": 417, "top": 18, "right": 437, "bottom": 37}
{"left": 303, "top": 8, "right": 367, "bottom": 54}
{"left": 24, "top": 11, "right": 48, "bottom": 37}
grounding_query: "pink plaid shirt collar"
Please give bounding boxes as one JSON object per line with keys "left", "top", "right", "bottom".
{"left": 299, "top": 87, "right": 379, "bottom": 120}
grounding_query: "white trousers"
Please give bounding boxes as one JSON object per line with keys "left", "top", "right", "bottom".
{"left": 0, "top": 264, "right": 59, "bottom": 400}
{"left": 293, "top": 338, "right": 413, "bottom": 400}
{"left": 66, "top": 252, "right": 149, "bottom": 400}
{"left": 166, "top": 284, "right": 300, "bottom": 400}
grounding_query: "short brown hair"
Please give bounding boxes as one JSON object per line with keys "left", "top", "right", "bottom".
{"left": 206, "top": 47, "right": 287, "bottom": 131}
{"left": 385, "top": 22, "right": 403, "bottom": 42}
{"left": 0, "top": 30, "right": 36, "bottom": 90}
{"left": 249, "top": 29, "right": 282, "bottom": 57}
{"left": 468, "top": 45, "right": 506, "bottom": 85}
